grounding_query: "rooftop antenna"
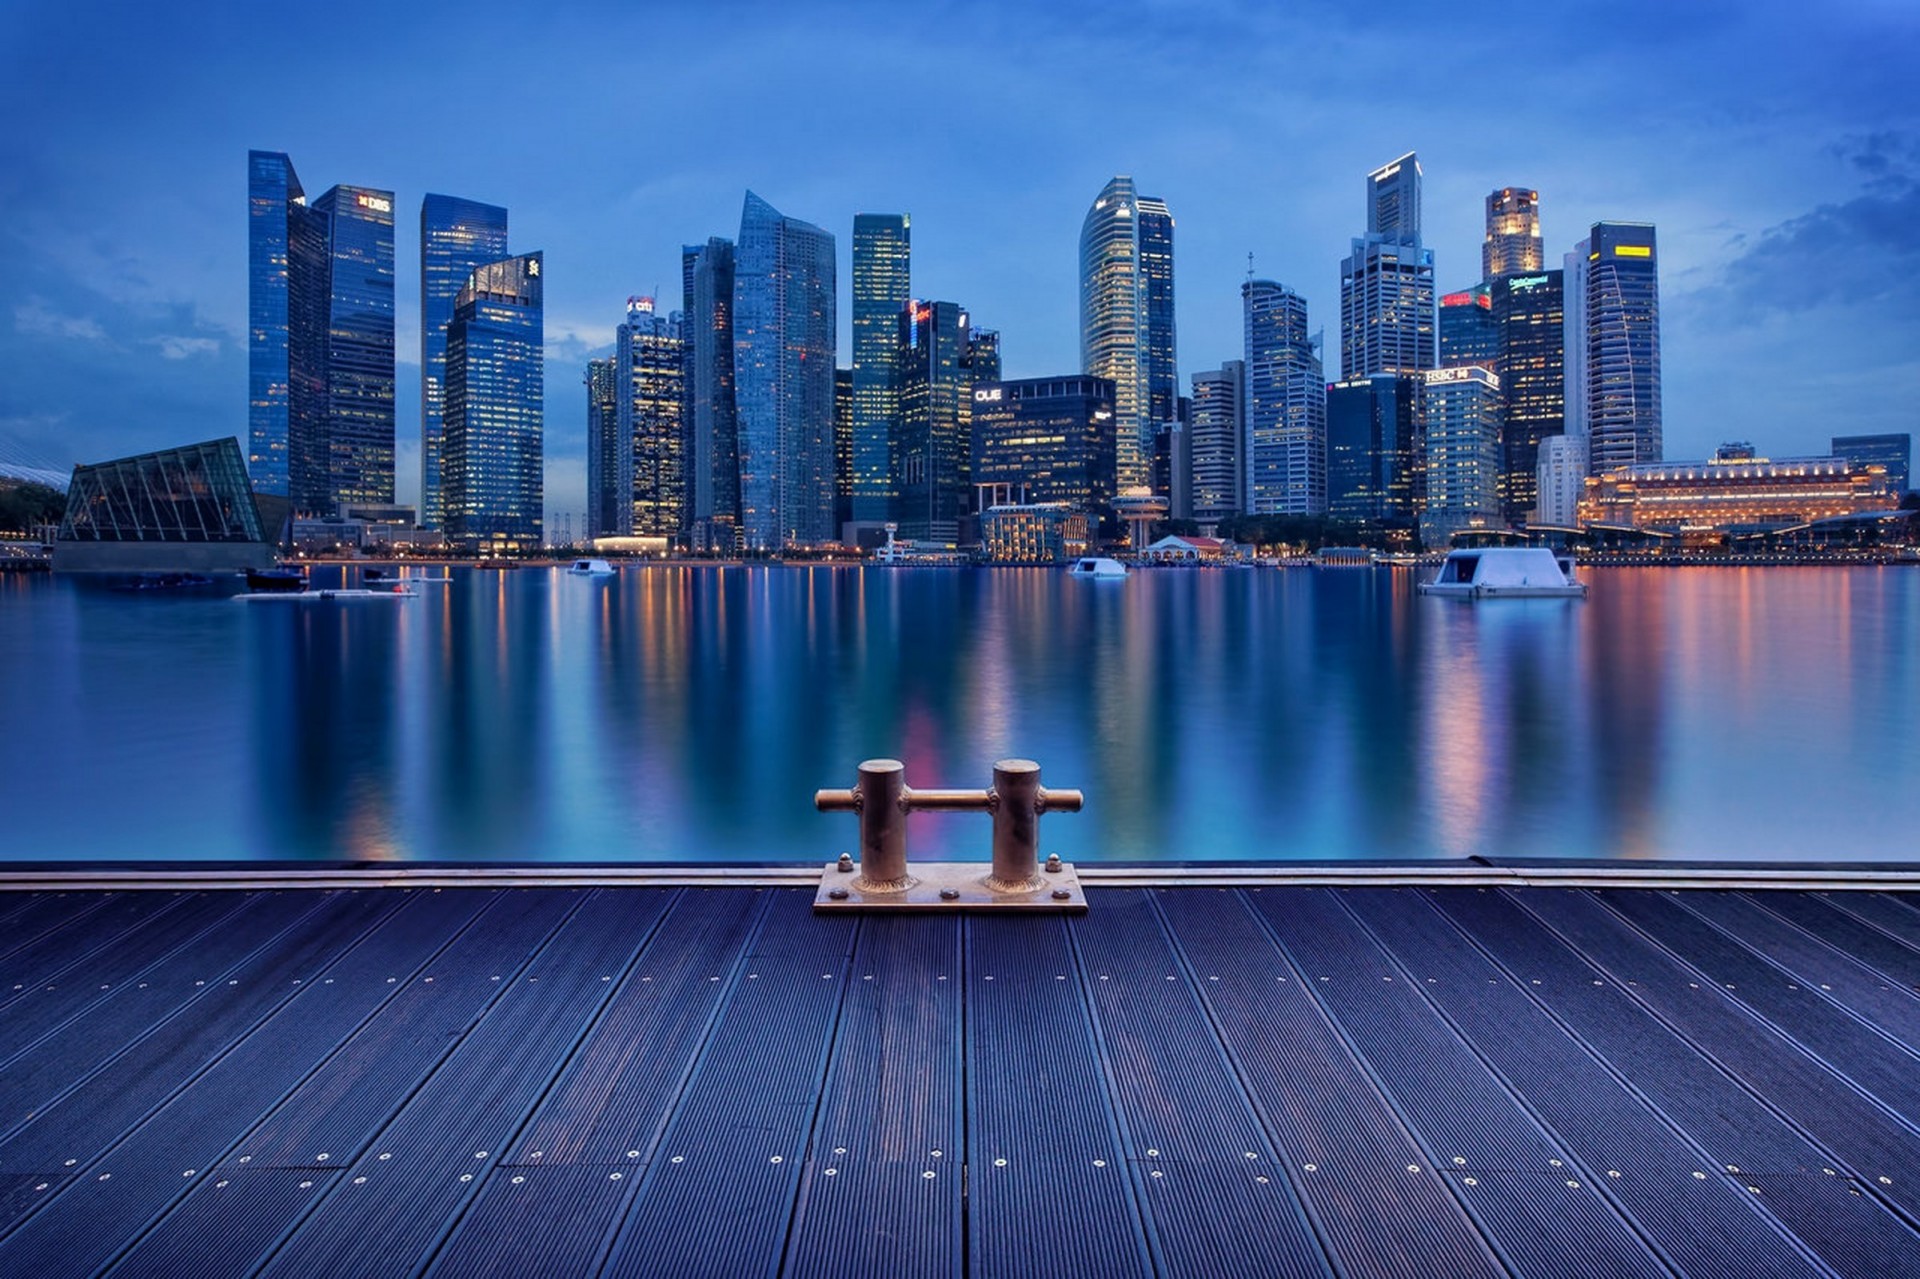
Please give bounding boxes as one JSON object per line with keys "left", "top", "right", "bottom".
{"left": 1246, "top": 251, "right": 1255, "bottom": 283}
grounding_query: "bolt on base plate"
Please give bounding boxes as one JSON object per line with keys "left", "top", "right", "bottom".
{"left": 813, "top": 860, "right": 1087, "bottom": 913}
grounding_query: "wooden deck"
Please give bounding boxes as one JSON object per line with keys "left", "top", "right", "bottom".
{"left": 2, "top": 881, "right": 1919, "bottom": 1276}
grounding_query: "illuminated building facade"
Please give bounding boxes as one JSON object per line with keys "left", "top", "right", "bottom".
{"left": 895, "top": 302, "right": 980, "bottom": 544}
{"left": 1340, "top": 153, "right": 1436, "bottom": 379}
{"left": 1535, "top": 432, "right": 1587, "bottom": 526}
{"left": 734, "top": 191, "right": 836, "bottom": 550}
{"left": 835, "top": 367, "right": 852, "bottom": 536}
{"left": 1189, "top": 362, "right": 1244, "bottom": 522}
{"left": 687, "top": 237, "right": 739, "bottom": 550}
{"left": 1080, "top": 177, "right": 1175, "bottom": 490}
{"left": 54, "top": 437, "right": 276, "bottom": 575}
{"left": 979, "top": 503, "right": 1090, "bottom": 564}
{"left": 970, "top": 376, "right": 1116, "bottom": 519}
{"left": 1563, "top": 239, "right": 1589, "bottom": 441}
{"left": 1583, "top": 222, "right": 1662, "bottom": 472}
{"left": 420, "top": 195, "right": 508, "bottom": 530}
{"left": 443, "top": 252, "right": 543, "bottom": 548}
{"left": 1491, "top": 269, "right": 1565, "bottom": 521}
{"left": 618, "top": 298, "right": 687, "bottom": 539}
{"left": 585, "top": 357, "right": 619, "bottom": 539}
{"left": 1244, "top": 280, "right": 1325, "bottom": 515}
{"left": 1418, "top": 365, "right": 1502, "bottom": 545}
{"left": 247, "top": 151, "right": 302, "bottom": 497}
{"left": 1326, "top": 374, "right": 1421, "bottom": 524}
{"left": 1579, "top": 448, "right": 1899, "bottom": 535}
{"left": 1439, "top": 287, "right": 1499, "bottom": 370}
{"left": 851, "top": 213, "right": 909, "bottom": 523}
{"left": 1831, "top": 433, "right": 1910, "bottom": 494}
{"left": 1483, "top": 187, "right": 1543, "bottom": 277}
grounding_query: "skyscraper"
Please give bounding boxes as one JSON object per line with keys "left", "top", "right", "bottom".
{"left": 1563, "top": 238, "right": 1590, "bottom": 442}
{"left": 1831, "top": 433, "right": 1911, "bottom": 494}
{"left": 1483, "top": 187, "right": 1543, "bottom": 278}
{"left": 733, "top": 192, "right": 836, "bottom": 550}
{"left": 971, "top": 376, "right": 1117, "bottom": 519}
{"left": 851, "top": 213, "right": 909, "bottom": 525}
{"left": 1583, "top": 222, "right": 1662, "bottom": 472}
{"left": 1189, "top": 362, "right": 1244, "bottom": 522}
{"left": 443, "top": 252, "right": 543, "bottom": 547}
{"left": 585, "top": 357, "right": 619, "bottom": 539}
{"left": 618, "top": 297, "right": 687, "bottom": 539}
{"left": 1340, "top": 153, "right": 1436, "bottom": 380}
{"left": 1243, "top": 280, "right": 1325, "bottom": 515}
{"left": 420, "top": 195, "right": 508, "bottom": 530}
{"left": 1491, "top": 269, "right": 1565, "bottom": 521}
{"left": 687, "top": 237, "right": 739, "bottom": 550}
{"left": 895, "top": 301, "right": 984, "bottom": 544}
{"left": 1439, "top": 287, "right": 1499, "bottom": 370}
{"left": 1080, "top": 177, "right": 1175, "bottom": 491}
{"left": 1326, "top": 374, "right": 1422, "bottom": 525}
{"left": 1419, "top": 365, "right": 1502, "bottom": 545}
{"left": 834, "top": 367, "right": 853, "bottom": 535}
{"left": 248, "top": 151, "right": 396, "bottom": 515}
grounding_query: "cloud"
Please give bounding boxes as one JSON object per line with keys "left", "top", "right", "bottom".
{"left": 14, "top": 298, "right": 105, "bottom": 342}
{"left": 149, "top": 335, "right": 220, "bottom": 359}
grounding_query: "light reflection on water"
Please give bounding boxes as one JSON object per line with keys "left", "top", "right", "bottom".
{"left": 1, "top": 564, "right": 1914, "bottom": 864}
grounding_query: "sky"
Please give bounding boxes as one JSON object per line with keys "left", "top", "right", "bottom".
{"left": 2, "top": 0, "right": 1916, "bottom": 526}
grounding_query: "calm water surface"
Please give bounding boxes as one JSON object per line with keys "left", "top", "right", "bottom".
{"left": 2, "top": 564, "right": 1914, "bottom": 864}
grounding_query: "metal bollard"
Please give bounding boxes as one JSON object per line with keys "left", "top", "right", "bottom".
{"left": 813, "top": 759, "right": 912, "bottom": 892}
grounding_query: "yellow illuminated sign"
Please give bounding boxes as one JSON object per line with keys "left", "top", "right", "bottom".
{"left": 1613, "top": 245, "right": 1652, "bottom": 257}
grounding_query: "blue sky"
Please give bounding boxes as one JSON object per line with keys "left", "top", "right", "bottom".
{"left": 2, "top": 0, "right": 1915, "bottom": 523}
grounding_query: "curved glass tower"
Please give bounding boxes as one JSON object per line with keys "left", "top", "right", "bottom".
{"left": 1080, "top": 177, "right": 1151, "bottom": 491}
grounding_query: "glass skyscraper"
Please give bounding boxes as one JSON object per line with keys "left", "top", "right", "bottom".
{"left": 420, "top": 195, "right": 508, "bottom": 530}
{"left": 971, "top": 376, "right": 1117, "bottom": 519}
{"left": 688, "top": 238, "right": 740, "bottom": 549}
{"left": 585, "top": 357, "right": 619, "bottom": 540}
{"left": 1831, "top": 433, "right": 1911, "bottom": 494}
{"left": 834, "top": 367, "right": 853, "bottom": 536}
{"left": 1340, "top": 153, "right": 1435, "bottom": 380}
{"left": 1419, "top": 365, "right": 1502, "bottom": 545}
{"left": 248, "top": 151, "right": 302, "bottom": 497}
{"left": 895, "top": 301, "right": 986, "bottom": 545}
{"left": 618, "top": 298, "right": 687, "bottom": 539}
{"left": 1439, "top": 287, "right": 1499, "bottom": 370}
{"left": 734, "top": 192, "right": 836, "bottom": 550}
{"left": 1189, "top": 362, "right": 1244, "bottom": 522}
{"left": 851, "top": 213, "right": 909, "bottom": 524}
{"left": 1584, "top": 222, "right": 1662, "bottom": 472}
{"left": 1243, "top": 280, "right": 1325, "bottom": 515}
{"left": 1491, "top": 269, "right": 1565, "bottom": 520}
{"left": 1080, "top": 177, "right": 1175, "bottom": 492}
{"left": 1326, "top": 374, "right": 1421, "bottom": 524}
{"left": 1483, "top": 187, "right": 1543, "bottom": 278}
{"left": 444, "top": 252, "right": 543, "bottom": 547}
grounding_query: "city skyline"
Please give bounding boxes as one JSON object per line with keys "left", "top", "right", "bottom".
{"left": 3, "top": 1, "right": 1915, "bottom": 528}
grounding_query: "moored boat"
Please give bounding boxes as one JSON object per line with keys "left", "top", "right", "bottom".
{"left": 1418, "top": 547, "right": 1586, "bottom": 598}
{"left": 568, "top": 558, "right": 616, "bottom": 575}
{"left": 1066, "top": 556, "right": 1128, "bottom": 579}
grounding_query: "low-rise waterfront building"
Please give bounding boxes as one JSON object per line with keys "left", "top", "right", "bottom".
{"left": 53, "top": 437, "right": 281, "bottom": 574}
{"left": 1578, "top": 444, "right": 1898, "bottom": 539}
{"left": 979, "top": 502, "right": 1089, "bottom": 563}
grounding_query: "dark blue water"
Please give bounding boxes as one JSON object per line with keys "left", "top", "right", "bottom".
{"left": 2, "top": 564, "right": 1914, "bottom": 864}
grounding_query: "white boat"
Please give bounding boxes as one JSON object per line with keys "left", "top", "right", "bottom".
{"left": 1066, "top": 556, "right": 1129, "bottom": 579}
{"left": 568, "top": 558, "right": 616, "bottom": 576}
{"left": 1418, "top": 547, "right": 1586, "bottom": 599}
{"left": 238, "top": 587, "right": 417, "bottom": 603}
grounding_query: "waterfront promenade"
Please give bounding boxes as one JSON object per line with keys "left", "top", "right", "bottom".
{"left": 2, "top": 871, "right": 1919, "bottom": 1276}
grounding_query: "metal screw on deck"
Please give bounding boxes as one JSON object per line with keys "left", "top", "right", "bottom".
{"left": 814, "top": 758, "right": 1087, "bottom": 913}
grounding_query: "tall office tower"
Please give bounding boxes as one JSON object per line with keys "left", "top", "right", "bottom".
{"left": 1243, "top": 280, "right": 1325, "bottom": 515}
{"left": 680, "top": 245, "right": 701, "bottom": 537}
{"left": 1583, "top": 222, "right": 1662, "bottom": 472}
{"left": 247, "top": 151, "right": 303, "bottom": 496}
{"left": 970, "top": 376, "right": 1118, "bottom": 518}
{"left": 1326, "top": 374, "right": 1422, "bottom": 524}
{"left": 1340, "top": 153, "right": 1436, "bottom": 379}
{"left": 1491, "top": 269, "right": 1565, "bottom": 521}
{"left": 290, "top": 184, "right": 397, "bottom": 516}
{"left": 1831, "top": 433, "right": 1912, "bottom": 493}
{"left": 1483, "top": 187, "right": 1543, "bottom": 278}
{"left": 585, "top": 357, "right": 619, "bottom": 539}
{"left": 420, "top": 195, "right": 508, "bottom": 529}
{"left": 968, "top": 328, "right": 1002, "bottom": 388}
{"left": 1080, "top": 177, "right": 1175, "bottom": 491}
{"left": 834, "top": 368, "right": 853, "bottom": 536}
{"left": 618, "top": 297, "right": 687, "bottom": 538}
{"left": 1439, "top": 286, "right": 1499, "bottom": 370}
{"left": 851, "top": 213, "right": 910, "bottom": 524}
{"left": 1535, "top": 432, "right": 1588, "bottom": 526}
{"left": 1562, "top": 238, "right": 1589, "bottom": 441}
{"left": 895, "top": 301, "right": 987, "bottom": 545}
{"left": 1418, "top": 365, "right": 1502, "bottom": 545}
{"left": 443, "top": 252, "right": 543, "bottom": 547}
{"left": 1189, "top": 362, "right": 1244, "bottom": 522}
{"left": 687, "top": 237, "right": 740, "bottom": 550}
{"left": 734, "top": 191, "right": 836, "bottom": 550}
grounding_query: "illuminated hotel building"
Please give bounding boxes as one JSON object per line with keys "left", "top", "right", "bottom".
{"left": 734, "top": 191, "right": 836, "bottom": 550}
{"left": 617, "top": 297, "right": 687, "bottom": 539}
{"left": 1244, "top": 280, "right": 1325, "bottom": 515}
{"left": 420, "top": 194, "right": 508, "bottom": 530}
{"left": 1080, "top": 178, "right": 1175, "bottom": 490}
{"left": 443, "top": 252, "right": 543, "bottom": 548}
{"left": 1491, "top": 269, "right": 1565, "bottom": 521}
{"left": 1340, "top": 153, "right": 1436, "bottom": 379}
{"left": 851, "top": 213, "right": 909, "bottom": 523}
{"left": 1418, "top": 365, "right": 1502, "bottom": 545}
{"left": 979, "top": 503, "right": 1090, "bottom": 564}
{"left": 1831, "top": 433, "right": 1910, "bottom": 495}
{"left": 1583, "top": 222, "right": 1662, "bottom": 472}
{"left": 1326, "top": 374, "right": 1421, "bottom": 524}
{"left": 970, "top": 376, "right": 1117, "bottom": 521}
{"left": 1578, "top": 446, "right": 1897, "bottom": 535}
{"left": 1483, "top": 188, "right": 1543, "bottom": 277}
{"left": 1439, "top": 287, "right": 1499, "bottom": 370}
{"left": 585, "top": 357, "right": 619, "bottom": 539}
{"left": 1189, "top": 362, "right": 1243, "bottom": 522}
